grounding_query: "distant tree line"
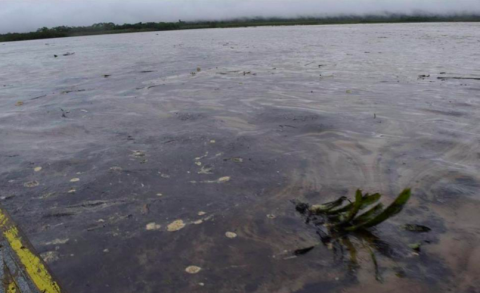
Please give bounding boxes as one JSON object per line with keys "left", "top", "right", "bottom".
{"left": 1, "top": 14, "right": 480, "bottom": 42}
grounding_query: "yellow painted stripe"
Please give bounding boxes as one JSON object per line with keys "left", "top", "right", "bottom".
{"left": 0, "top": 209, "right": 62, "bottom": 293}
{"left": 6, "top": 278, "right": 19, "bottom": 293}
{"left": 4, "top": 268, "right": 19, "bottom": 293}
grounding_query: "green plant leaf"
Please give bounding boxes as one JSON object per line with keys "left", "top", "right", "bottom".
{"left": 402, "top": 224, "right": 431, "bottom": 233}
{"left": 309, "top": 196, "right": 347, "bottom": 214}
{"left": 408, "top": 242, "right": 422, "bottom": 252}
{"left": 367, "top": 244, "right": 382, "bottom": 282}
{"left": 345, "top": 189, "right": 411, "bottom": 231}
{"left": 362, "top": 193, "right": 381, "bottom": 207}
{"left": 344, "top": 190, "right": 364, "bottom": 222}
{"left": 341, "top": 237, "right": 358, "bottom": 270}
{"left": 327, "top": 192, "right": 381, "bottom": 215}
{"left": 351, "top": 203, "right": 384, "bottom": 225}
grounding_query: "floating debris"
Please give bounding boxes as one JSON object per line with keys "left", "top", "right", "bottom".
{"left": 198, "top": 211, "right": 206, "bottom": 216}
{"left": 34, "top": 166, "right": 42, "bottom": 172}
{"left": 0, "top": 195, "right": 15, "bottom": 201}
{"left": 167, "top": 220, "right": 186, "bottom": 232}
{"left": 438, "top": 76, "right": 480, "bottom": 81}
{"left": 61, "top": 108, "right": 69, "bottom": 118}
{"left": 45, "top": 238, "right": 69, "bottom": 245}
{"left": 44, "top": 211, "right": 75, "bottom": 218}
{"left": 40, "top": 192, "right": 56, "bottom": 199}
{"left": 418, "top": 74, "right": 430, "bottom": 80}
{"left": 157, "top": 193, "right": 163, "bottom": 197}
{"left": 185, "top": 266, "right": 202, "bottom": 274}
{"left": 198, "top": 165, "right": 213, "bottom": 174}
{"left": 159, "top": 173, "right": 170, "bottom": 178}
{"left": 210, "top": 140, "right": 216, "bottom": 144}
{"left": 195, "top": 152, "right": 209, "bottom": 161}
{"left": 41, "top": 251, "right": 59, "bottom": 263}
{"left": 195, "top": 161, "right": 202, "bottom": 166}
{"left": 24, "top": 181, "right": 39, "bottom": 188}
{"left": 294, "top": 246, "right": 315, "bottom": 255}
{"left": 132, "top": 150, "right": 146, "bottom": 157}
{"left": 68, "top": 188, "right": 76, "bottom": 194}
{"left": 61, "top": 89, "right": 85, "bottom": 94}
{"left": 225, "top": 232, "right": 237, "bottom": 238}
{"left": 70, "top": 178, "right": 80, "bottom": 182}
{"left": 146, "top": 222, "right": 161, "bottom": 231}
{"left": 193, "top": 220, "right": 203, "bottom": 225}
{"left": 190, "top": 176, "right": 230, "bottom": 184}
{"left": 15, "top": 101, "right": 24, "bottom": 106}
{"left": 217, "top": 176, "right": 230, "bottom": 183}
{"left": 267, "top": 214, "right": 276, "bottom": 219}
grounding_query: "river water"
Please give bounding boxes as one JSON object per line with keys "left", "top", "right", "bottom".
{"left": 1, "top": 23, "right": 480, "bottom": 293}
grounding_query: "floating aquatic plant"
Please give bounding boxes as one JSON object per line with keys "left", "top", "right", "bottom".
{"left": 297, "top": 189, "right": 411, "bottom": 233}
{"left": 294, "top": 188, "right": 414, "bottom": 282}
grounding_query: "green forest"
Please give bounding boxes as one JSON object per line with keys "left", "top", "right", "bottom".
{"left": 1, "top": 14, "right": 480, "bottom": 42}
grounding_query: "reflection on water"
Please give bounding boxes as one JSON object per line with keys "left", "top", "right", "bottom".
{"left": 1, "top": 23, "right": 480, "bottom": 293}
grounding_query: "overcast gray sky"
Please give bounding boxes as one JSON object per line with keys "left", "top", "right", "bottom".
{"left": 1, "top": 0, "right": 479, "bottom": 33}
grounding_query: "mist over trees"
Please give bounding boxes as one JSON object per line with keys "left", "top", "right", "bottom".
{"left": 1, "top": 13, "right": 480, "bottom": 42}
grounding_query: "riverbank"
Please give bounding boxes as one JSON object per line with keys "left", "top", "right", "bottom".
{"left": 1, "top": 14, "right": 480, "bottom": 42}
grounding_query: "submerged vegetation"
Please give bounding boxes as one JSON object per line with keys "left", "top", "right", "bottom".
{"left": 294, "top": 189, "right": 431, "bottom": 281}
{"left": 1, "top": 13, "right": 480, "bottom": 42}
{"left": 295, "top": 189, "right": 411, "bottom": 234}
